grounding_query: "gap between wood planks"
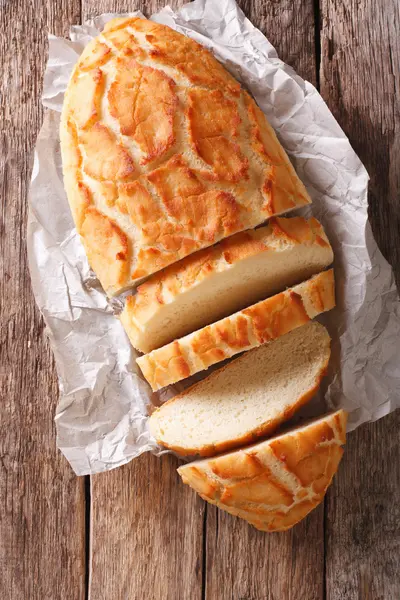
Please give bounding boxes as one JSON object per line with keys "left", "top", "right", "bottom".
{"left": 201, "top": 504, "right": 208, "bottom": 600}
{"left": 314, "top": 0, "right": 322, "bottom": 88}
{"left": 85, "top": 476, "right": 91, "bottom": 600}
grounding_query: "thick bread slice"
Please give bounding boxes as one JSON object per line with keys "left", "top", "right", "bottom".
{"left": 149, "top": 321, "right": 331, "bottom": 456}
{"left": 121, "top": 216, "right": 333, "bottom": 353}
{"left": 137, "top": 270, "right": 334, "bottom": 391}
{"left": 178, "top": 410, "right": 347, "bottom": 532}
{"left": 60, "top": 17, "right": 311, "bottom": 296}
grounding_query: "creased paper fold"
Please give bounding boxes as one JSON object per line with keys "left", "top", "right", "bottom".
{"left": 28, "top": 0, "right": 400, "bottom": 475}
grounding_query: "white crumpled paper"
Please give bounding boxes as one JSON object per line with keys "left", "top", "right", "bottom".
{"left": 28, "top": 0, "right": 400, "bottom": 475}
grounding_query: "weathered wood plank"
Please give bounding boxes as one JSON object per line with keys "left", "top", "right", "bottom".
{"left": 239, "top": 0, "right": 317, "bottom": 83}
{"left": 325, "top": 413, "right": 400, "bottom": 600}
{"left": 81, "top": 2, "right": 203, "bottom": 599}
{"left": 0, "top": 2, "right": 86, "bottom": 599}
{"left": 202, "top": 3, "right": 324, "bottom": 599}
{"left": 320, "top": 0, "right": 400, "bottom": 281}
{"left": 85, "top": 2, "right": 204, "bottom": 596}
{"left": 206, "top": 504, "right": 324, "bottom": 600}
{"left": 82, "top": 0, "right": 184, "bottom": 19}
{"left": 320, "top": 1, "right": 400, "bottom": 598}
{"left": 90, "top": 454, "right": 204, "bottom": 600}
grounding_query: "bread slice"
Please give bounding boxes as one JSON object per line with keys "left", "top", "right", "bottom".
{"left": 178, "top": 410, "right": 347, "bottom": 532}
{"left": 149, "top": 321, "right": 331, "bottom": 456}
{"left": 60, "top": 17, "right": 312, "bottom": 296}
{"left": 121, "top": 216, "right": 333, "bottom": 353}
{"left": 137, "top": 269, "right": 334, "bottom": 391}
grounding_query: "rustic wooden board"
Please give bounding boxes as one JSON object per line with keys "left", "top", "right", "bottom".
{"left": 202, "top": 3, "right": 326, "bottom": 599}
{"left": 240, "top": 0, "right": 317, "bottom": 83}
{"left": 0, "top": 2, "right": 85, "bottom": 600}
{"left": 206, "top": 504, "right": 325, "bottom": 600}
{"left": 90, "top": 454, "right": 204, "bottom": 600}
{"left": 320, "top": 0, "right": 400, "bottom": 282}
{"left": 82, "top": 0, "right": 185, "bottom": 19}
{"left": 320, "top": 2, "right": 400, "bottom": 598}
{"left": 3, "top": 0, "right": 399, "bottom": 598}
{"left": 325, "top": 413, "right": 400, "bottom": 600}
{"left": 82, "top": 4, "right": 204, "bottom": 600}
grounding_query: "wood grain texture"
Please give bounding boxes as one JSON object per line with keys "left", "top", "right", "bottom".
{"left": 82, "top": 5, "right": 203, "bottom": 600}
{"left": 82, "top": 0, "right": 185, "bottom": 19}
{"left": 325, "top": 413, "right": 400, "bottom": 600}
{"left": 90, "top": 454, "right": 204, "bottom": 600}
{"left": 206, "top": 504, "right": 324, "bottom": 600}
{"left": 3, "top": 1, "right": 397, "bottom": 599}
{"left": 320, "top": 1, "right": 400, "bottom": 598}
{"left": 320, "top": 0, "right": 400, "bottom": 283}
{"left": 238, "top": 0, "right": 317, "bottom": 84}
{"left": 201, "top": 3, "right": 323, "bottom": 599}
{"left": 0, "top": 2, "right": 85, "bottom": 599}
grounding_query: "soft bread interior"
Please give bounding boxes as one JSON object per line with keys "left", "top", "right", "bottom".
{"left": 149, "top": 321, "right": 331, "bottom": 456}
{"left": 136, "top": 244, "right": 331, "bottom": 352}
{"left": 121, "top": 218, "right": 333, "bottom": 353}
{"left": 136, "top": 269, "right": 335, "bottom": 391}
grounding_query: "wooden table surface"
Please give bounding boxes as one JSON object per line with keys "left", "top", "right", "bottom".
{"left": 1, "top": 1, "right": 399, "bottom": 598}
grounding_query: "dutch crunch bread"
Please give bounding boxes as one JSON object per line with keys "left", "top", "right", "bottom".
{"left": 121, "top": 216, "right": 333, "bottom": 353}
{"left": 178, "top": 410, "right": 347, "bottom": 532}
{"left": 137, "top": 269, "right": 334, "bottom": 391}
{"left": 60, "top": 17, "right": 311, "bottom": 296}
{"left": 149, "top": 321, "right": 331, "bottom": 456}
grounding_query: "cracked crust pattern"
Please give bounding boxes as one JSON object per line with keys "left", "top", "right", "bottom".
{"left": 61, "top": 17, "right": 311, "bottom": 295}
{"left": 178, "top": 410, "right": 347, "bottom": 532}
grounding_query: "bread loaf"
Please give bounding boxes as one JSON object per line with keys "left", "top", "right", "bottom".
{"left": 60, "top": 16, "right": 311, "bottom": 296}
{"left": 137, "top": 269, "right": 334, "bottom": 391}
{"left": 149, "top": 321, "right": 331, "bottom": 456}
{"left": 121, "top": 216, "right": 333, "bottom": 353}
{"left": 178, "top": 410, "right": 347, "bottom": 532}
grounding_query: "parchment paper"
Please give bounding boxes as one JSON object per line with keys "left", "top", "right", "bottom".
{"left": 28, "top": 0, "right": 400, "bottom": 475}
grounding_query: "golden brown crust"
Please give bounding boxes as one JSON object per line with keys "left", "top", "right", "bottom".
{"left": 68, "top": 179, "right": 93, "bottom": 231}
{"left": 138, "top": 340, "right": 191, "bottom": 391}
{"left": 187, "top": 88, "right": 248, "bottom": 181}
{"left": 242, "top": 290, "right": 309, "bottom": 344}
{"left": 67, "top": 68, "right": 104, "bottom": 130}
{"left": 178, "top": 410, "right": 347, "bottom": 532}
{"left": 79, "top": 123, "right": 136, "bottom": 182}
{"left": 307, "top": 270, "right": 335, "bottom": 313}
{"left": 244, "top": 93, "right": 310, "bottom": 216}
{"left": 108, "top": 52, "right": 177, "bottom": 163}
{"left": 136, "top": 270, "right": 335, "bottom": 391}
{"left": 130, "top": 18, "right": 241, "bottom": 95}
{"left": 78, "top": 39, "right": 112, "bottom": 71}
{"left": 147, "top": 155, "right": 243, "bottom": 246}
{"left": 61, "top": 18, "right": 312, "bottom": 295}
{"left": 80, "top": 207, "right": 130, "bottom": 293}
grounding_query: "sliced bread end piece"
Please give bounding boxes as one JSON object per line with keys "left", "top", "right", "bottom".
{"left": 149, "top": 321, "right": 331, "bottom": 456}
{"left": 178, "top": 409, "right": 347, "bottom": 532}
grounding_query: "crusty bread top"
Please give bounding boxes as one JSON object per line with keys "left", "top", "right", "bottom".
{"left": 121, "top": 216, "right": 333, "bottom": 352}
{"left": 60, "top": 17, "right": 311, "bottom": 295}
{"left": 149, "top": 321, "right": 332, "bottom": 456}
{"left": 137, "top": 269, "right": 335, "bottom": 391}
{"left": 178, "top": 410, "right": 347, "bottom": 532}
